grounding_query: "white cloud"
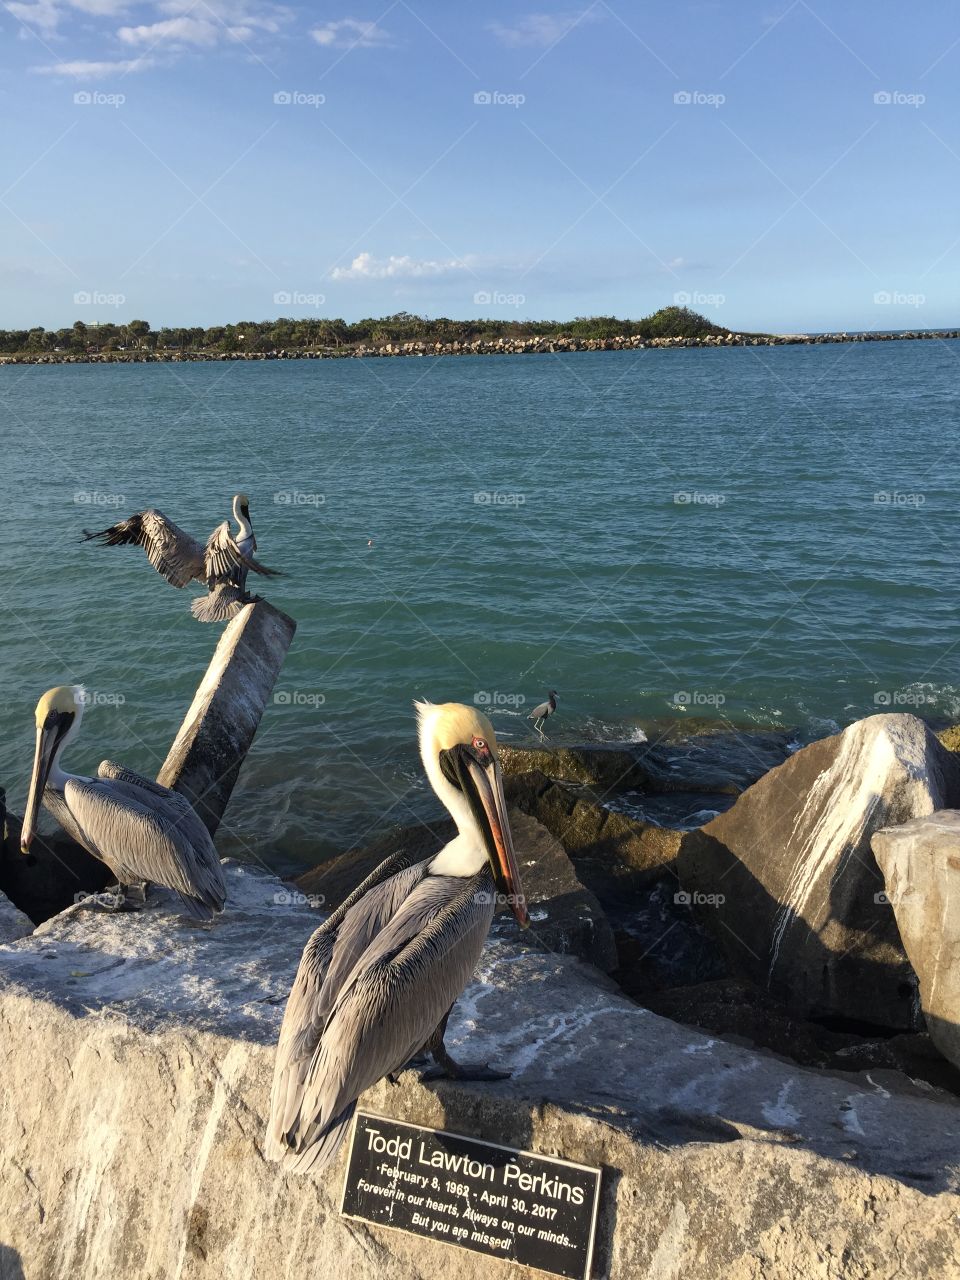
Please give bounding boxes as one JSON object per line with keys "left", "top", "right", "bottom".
{"left": 6, "top": 0, "right": 61, "bottom": 33}
{"left": 32, "top": 56, "right": 153, "bottom": 75}
{"left": 331, "top": 252, "right": 470, "bottom": 281}
{"left": 488, "top": 10, "right": 594, "bottom": 48}
{"left": 311, "top": 18, "right": 391, "bottom": 48}
{"left": 117, "top": 15, "right": 221, "bottom": 45}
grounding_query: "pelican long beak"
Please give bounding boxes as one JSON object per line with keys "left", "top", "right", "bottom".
{"left": 462, "top": 751, "right": 529, "bottom": 928}
{"left": 21, "top": 722, "right": 57, "bottom": 854}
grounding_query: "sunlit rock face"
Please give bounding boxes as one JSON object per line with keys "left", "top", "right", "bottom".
{"left": 1, "top": 859, "right": 959, "bottom": 1278}
{"left": 677, "top": 714, "right": 960, "bottom": 1031}
{"left": 873, "top": 810, "right": 960, "bottom": 1068}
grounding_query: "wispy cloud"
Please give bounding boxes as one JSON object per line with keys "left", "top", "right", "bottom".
{"left": 488, "top": 10, "right": 595, "bottom": 48}
{"left": 311, "top": 18, "right": 392, "bottom": 49}
{"left": 331, "top": 252, "right": 470, "bottom": 281}
{"left": 118, "top": 15, "right": 221, "bottom": 45}
{"left": 32, "top": 56, "right": 154, "bottom": 76}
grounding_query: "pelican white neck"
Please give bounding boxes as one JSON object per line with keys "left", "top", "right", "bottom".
{"left": 232, "top": 495, "right": 252, "bottom": 539}
{"left": 416, "top": 701, "right": 490, "bottom": 878}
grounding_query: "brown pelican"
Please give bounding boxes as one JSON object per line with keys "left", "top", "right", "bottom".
{"left": 529, "top": 690, "right": 558, "bottom": 738}
{"left": 265, "top": 701, "right": 528, "bottom": 1174}
{"left": 82, "top": 493, "right": 280, "bottom": 623}
{"left": 21, "top": 686, "right": 226, "bottom": 919}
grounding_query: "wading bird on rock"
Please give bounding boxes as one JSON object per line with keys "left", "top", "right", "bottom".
{"left": 82, "top": 493, "right": 281, "bottom": 622}
{"left": 265, "top": 700, "right": 528, "bottom": 1174}
{"left": 528, "top": 690, "right": 558, "bottom": 739}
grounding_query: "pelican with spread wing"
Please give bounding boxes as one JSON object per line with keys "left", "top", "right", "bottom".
{"left": 82, "top": 492, "right": 280, "bottom": 622}
{"left": 21, "top": 686, "right": 226, "bottom": 919}
{"left": 265, "top": 700, "right": 529, "bottom": 1174}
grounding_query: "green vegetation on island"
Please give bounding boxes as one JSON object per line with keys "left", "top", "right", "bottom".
{"left": 0, "top": 306, "right": 732, "bottom": 357}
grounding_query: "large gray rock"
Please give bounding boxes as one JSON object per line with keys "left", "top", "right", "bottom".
{"left": 0, "top": 888, "right": 32, "bottom": 942}
{"left": 0, "top": 862, "right": 959, "bottom": 1278}
{"left": 873, "top": 810, "right": 960, "bottom": 1068}
{"left": 500, "top": 728, "right": 792, "bottom": 798}
{"left": 677, "top": 714, "right": 960, "bottom": 1031}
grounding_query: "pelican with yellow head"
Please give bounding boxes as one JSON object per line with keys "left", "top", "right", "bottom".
{"left": 22, "top": 684, "right": 226, "bottom": 919}
{"left": 266, "top": 699, "right": 528, "bottom": 1174}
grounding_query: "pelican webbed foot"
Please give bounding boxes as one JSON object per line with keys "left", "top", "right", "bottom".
{"left": 419, "top": 1016, "right": 510, "bottom": 1082}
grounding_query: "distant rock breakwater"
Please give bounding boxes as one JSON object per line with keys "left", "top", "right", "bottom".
{"left": 3, "top": 327, "right": 960, "bottom": 365}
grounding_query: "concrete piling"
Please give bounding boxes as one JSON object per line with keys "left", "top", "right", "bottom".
{"left": 157, "top": 600, "right": 297, "bottom": 836}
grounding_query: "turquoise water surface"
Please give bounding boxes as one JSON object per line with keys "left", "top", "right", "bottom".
{"left": 1, "top": 341, "right": 958, "bottom": 872}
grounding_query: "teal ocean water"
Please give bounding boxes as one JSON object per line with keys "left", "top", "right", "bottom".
{"left": 1, "top": 341, "right": 958, "bottom": 874}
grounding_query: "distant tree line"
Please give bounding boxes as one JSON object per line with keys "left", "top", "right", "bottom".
{"left": 0, "top": 307, "right": 735, "bottom": 356}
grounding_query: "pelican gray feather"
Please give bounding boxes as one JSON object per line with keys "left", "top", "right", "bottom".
{"left": 82, "top": 493, "right": 280, "bottom": 623}
{"left": 266, "top": 701, "right": 529, "bottom": 1174}
{"left": 21, "top": 686, "right": 226, "bottom": 920}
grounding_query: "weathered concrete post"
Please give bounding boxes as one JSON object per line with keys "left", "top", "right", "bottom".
{"left": 157, "top": 600, "right": 296, "bottom": 836}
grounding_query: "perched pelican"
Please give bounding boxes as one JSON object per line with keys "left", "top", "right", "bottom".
{"left": 266, "top": 701, "right": 528, "bottom": 1174}
{"left": 21, "top": 686, "right": 226, "bottom": 919}
{"left": 528, "top": 690, "right": 558, "bottom": 739}
{"left": 82, "top": 493, "right": 280, "bottom": 623}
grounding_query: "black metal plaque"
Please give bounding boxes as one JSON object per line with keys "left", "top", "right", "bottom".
{"left": 341, "top": 1112, "right": 602, "bottom": 1280}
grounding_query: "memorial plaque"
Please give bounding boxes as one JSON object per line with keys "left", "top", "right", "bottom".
{"left": 341, "top": 1112, "right": 602, "bottom": 1280}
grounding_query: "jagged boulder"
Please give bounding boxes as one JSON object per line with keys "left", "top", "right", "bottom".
{"left": 0, "top": 889, "right": 32, "bottom": 943}
{"left": 1, "top": 862, "right": 959, "bottom": 1279}
{"left": 504, "top": 770, "right": 681, "bottom": 896}
{"left": 296, "top": 809, "right": 618, "bottom": 973}
{"left": 677, "top": 714, "right": 960, "bottom": 1030}
{"left": 873, "top": 811, "right": 960, "bottom": 1068}
{"left": 499, "top": 728, "right": 792, "bottom": 797}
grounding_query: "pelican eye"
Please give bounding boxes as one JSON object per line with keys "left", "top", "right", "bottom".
{"left": 472, "top": 736, "right": 488, "bottom": 752}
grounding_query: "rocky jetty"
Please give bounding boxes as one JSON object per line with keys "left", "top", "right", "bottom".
{"left": 3, "top": 328, "right": 959, "bottom": 366}
{"left": 2, "top": 862, "right": 959, "bottom": 1279}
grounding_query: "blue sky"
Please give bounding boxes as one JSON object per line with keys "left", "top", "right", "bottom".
{"left": 1, "top": 1, "right": 958, "bottom": 332}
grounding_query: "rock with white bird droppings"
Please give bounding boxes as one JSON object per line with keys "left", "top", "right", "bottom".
{"left": 0, "top": 860, "right": 959, "bottom": 1278}
{"left": 873, "top": 810, "right": 960, "bottom": 1069}
{"left": 677, "top": 714, "right": 960, "bottom": 1031}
